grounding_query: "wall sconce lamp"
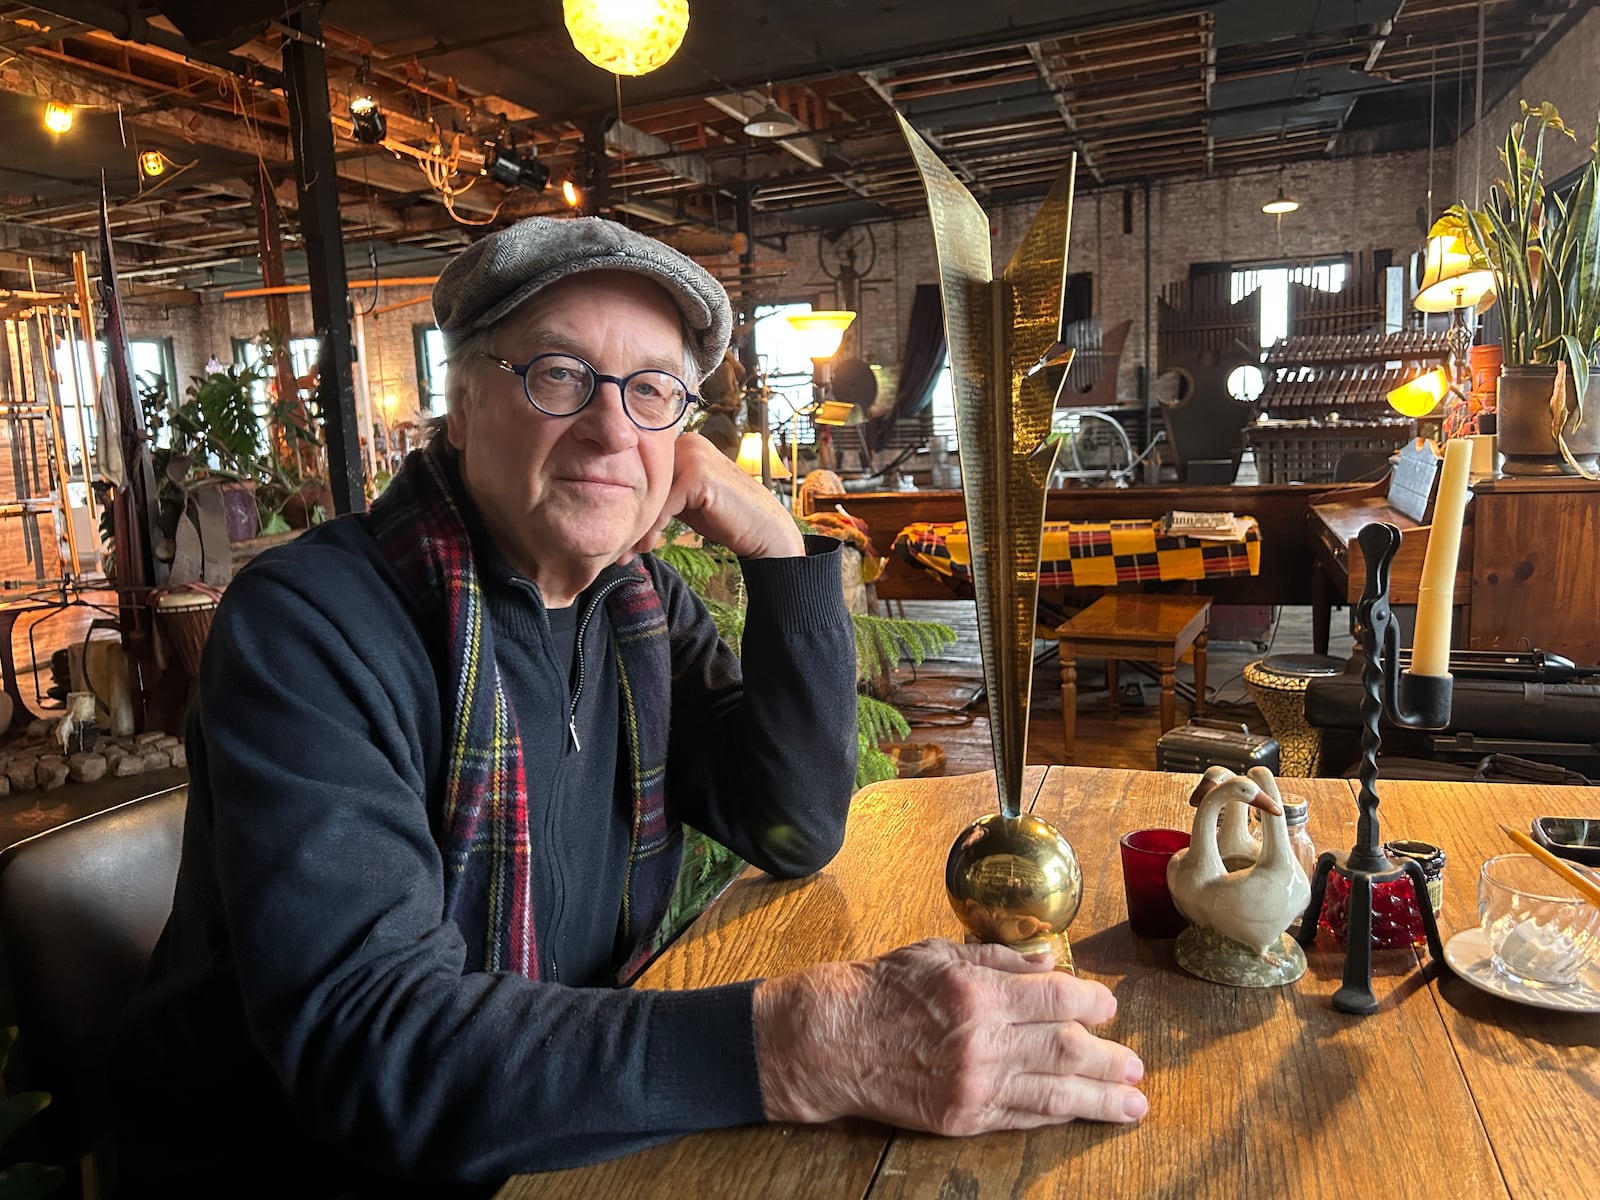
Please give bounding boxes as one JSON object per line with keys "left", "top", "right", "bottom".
{"left": 785, "top": 310, "right": 857, "bottom": 360}
{"left": 43, "top": 100, "right": 74, "bottom": 134}
{"left": 348, "top": 90, "right": 387, "bottom": 144}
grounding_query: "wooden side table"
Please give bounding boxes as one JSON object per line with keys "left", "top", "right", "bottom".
{"left": 1055, "top": 594, "right": 1212, "bottom": 762}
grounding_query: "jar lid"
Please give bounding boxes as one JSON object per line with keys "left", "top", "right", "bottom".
{"left": 1282, "top": 800, "right": 1308, "bottom": 823}
{"left": 1384, "top": 839, "right": 1445, "bottom": 867}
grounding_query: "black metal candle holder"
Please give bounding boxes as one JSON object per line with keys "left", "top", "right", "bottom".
{"left": 1296, "top": 523, "right": 1452, "bottom": 1014}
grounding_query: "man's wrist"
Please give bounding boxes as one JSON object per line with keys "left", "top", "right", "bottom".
{"left": 752, "top": 964, "right": 859, "bottom": 1123}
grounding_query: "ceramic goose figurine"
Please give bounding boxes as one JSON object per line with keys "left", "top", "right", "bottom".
{"left": 1167, "top": 766, "right": 1312, "bottom": 984}
{"left": 1216, "top": 794, "right": 1260, "bottom": 867}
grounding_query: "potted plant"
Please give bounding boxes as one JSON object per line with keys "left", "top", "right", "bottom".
{"left": 1438, "top": 101, "right": 1600, "bottom": 477}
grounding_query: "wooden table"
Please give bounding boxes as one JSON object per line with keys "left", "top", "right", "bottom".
{"left": 500, "top": 768, "right": 1600, "bottom": 1200}
{"left": 1055, "top": 594, "right": 1210, "bottom": 761}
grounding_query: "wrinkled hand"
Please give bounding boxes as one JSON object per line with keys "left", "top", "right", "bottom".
{"left": 629, "top": 432, "right": 805, "bottom": 561}
{"left": 752, "top": 939, "right": 1147, "bottom": 1135}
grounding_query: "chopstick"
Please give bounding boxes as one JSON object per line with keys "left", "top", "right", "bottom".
{"left": 1499, "top": 823, "right": 1600, "bottom": 908}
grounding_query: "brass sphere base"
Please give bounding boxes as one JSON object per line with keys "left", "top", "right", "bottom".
{"left": 963, "top": 930, "right": 1075, "bottom": 973}
{"left": 946, "top": 811, "right": 1083, "bottom": 964}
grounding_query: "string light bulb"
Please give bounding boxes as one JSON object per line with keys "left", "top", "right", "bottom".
{"left": 139, "top": 150, "right": 167, "bottom": 177}
{"left": 563, "top": 0, "right": 689, "bottom": 76}
{"left": 561, "top": 177, "right": 583, "bottom": 208}
{"left": 43, "top": 101, "right": 73, "bottom": 134}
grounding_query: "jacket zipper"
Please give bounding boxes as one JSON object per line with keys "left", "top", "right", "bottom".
{"left": 566, "top": 576, "right": 628, "bottom": 752}
{"left": 514, "top": 572, "right": 630, "bottom": 981}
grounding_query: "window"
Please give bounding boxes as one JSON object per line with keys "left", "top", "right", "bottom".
{"left": 1231, "top": 260, "right": 1348, "bottom": 349}
{"left": 233, "top": 336, "right": 319, "bottom": 415}
{"left": 416, "top": 326, "right": 449, "bottom": 415}
{"left": 751, "top": 303, "right": 818, "bottom": 436}
{"left": 1229, "top": 259, "right": 1348, "bottom": 402}
{"left": 50, "top": 338, "right": 176, "bottom": 505}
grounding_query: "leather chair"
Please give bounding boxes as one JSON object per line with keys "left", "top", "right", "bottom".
{"left": 0, "top": 786, "right": 187, "bottom": 1192}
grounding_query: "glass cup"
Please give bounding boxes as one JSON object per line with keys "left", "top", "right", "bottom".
{"left": 1477, "top": 853, "right": 1600, "bottom": 987}
{"left": 1120, "top": 829, "right": 1191, "bottom": 938}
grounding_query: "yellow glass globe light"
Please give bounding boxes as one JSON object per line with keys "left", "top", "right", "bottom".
{"left": 1414, "top": 233, "right": 1495, "bottom": 312}
{"left": 735, "top": 431, "right": 789, "bottom": 479}
{"left": 43, "top": 101, "right": 74, "bottom": 134}
{"left": 563, "top": 0, "right": 689, "bottom": 77}
{"left": 785, "top": 310, "right": 857, "bottom": 359}
{"left": 139, "top": 150, "right": 166, "bottom": 177}
{"left": 1386, "top": 368, "right": 1449, "bottom": 418}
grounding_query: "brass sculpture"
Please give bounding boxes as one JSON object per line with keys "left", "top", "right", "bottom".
{"left": 897, "top": 114, "right": 1084, "bottom": 963}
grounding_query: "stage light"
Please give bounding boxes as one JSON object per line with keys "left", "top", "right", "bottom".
{"left": 481, "top": 139, "right": 550, "bottom": 192}
{"left": 348, "top": 91, "right": 387, "bottom": 145}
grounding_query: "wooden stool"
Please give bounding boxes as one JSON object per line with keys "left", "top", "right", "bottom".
{"left": 1056, "top": 594, "right": 1212, "bottom": 763}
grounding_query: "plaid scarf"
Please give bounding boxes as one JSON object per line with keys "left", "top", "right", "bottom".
{"left": 365, "top": 446, "right": 680, "bottom": 980}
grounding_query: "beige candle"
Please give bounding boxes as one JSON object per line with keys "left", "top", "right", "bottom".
{"left": 1411, "top": 437, "right": 1472, "bottom": 676}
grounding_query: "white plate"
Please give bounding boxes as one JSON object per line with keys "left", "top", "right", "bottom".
{"left": 1443, "top": 928, "right": 1600, "bottom": 1012}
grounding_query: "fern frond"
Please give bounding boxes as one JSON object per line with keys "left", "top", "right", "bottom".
{"left": 704, "top": 597, "right": 745, "bottom": 652}
{"left": 656, "top": 541, "right": 718, "bottom": 593}
{"left": 857, "top": 692, "right": 910, "bottom": 745}
{"left": 852, "top": 613, "right": 958, "bottom": 682}
{"left": 856, "top": 740, "right": 899, "bottom": 789}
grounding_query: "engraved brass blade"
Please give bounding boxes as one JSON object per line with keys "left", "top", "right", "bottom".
{"left": 898, "top": 113, "right": 1077, "bottom": 818}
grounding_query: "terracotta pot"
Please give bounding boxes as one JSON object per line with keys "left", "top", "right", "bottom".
{"left": 1468, "top": 344, "right": 1503, "bottom": 415}
{"left": 280, "top": 480, "right": 338, "bottom": 528}
{"left": 1497, "top": 364, "right": 1600, "bottom": 477}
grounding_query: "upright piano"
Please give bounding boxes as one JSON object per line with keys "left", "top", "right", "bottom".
{"left": 1310, "top": 474, "right": 1600, "bottom": 665}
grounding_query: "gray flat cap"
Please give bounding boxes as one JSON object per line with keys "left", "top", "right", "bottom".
{"left": 432, "top": 216, "right": 732, "bottom": 384}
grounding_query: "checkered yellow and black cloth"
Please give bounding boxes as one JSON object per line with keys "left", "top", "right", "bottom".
{"left": 893, "top": 517, "right": 1261, "bottom": 589}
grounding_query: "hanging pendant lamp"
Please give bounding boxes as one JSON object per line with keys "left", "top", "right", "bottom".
{"left": 563, "top": 0, "right": 690, "bottom": 77}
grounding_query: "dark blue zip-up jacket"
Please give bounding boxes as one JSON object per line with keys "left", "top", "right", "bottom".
{"left": 113, "top": 497, "right": 857, "bottom": 1195}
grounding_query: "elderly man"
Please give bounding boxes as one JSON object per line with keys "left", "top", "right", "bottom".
{"left": 115, "top": 217, "right": 1144, "bottom": 1195}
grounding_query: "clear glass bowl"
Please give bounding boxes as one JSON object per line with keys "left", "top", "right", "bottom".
{"left": 1477, "top": 853, "right": 1600, "bottom": 987}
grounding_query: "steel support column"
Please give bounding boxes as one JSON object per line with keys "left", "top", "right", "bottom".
{"left": 283, "top": 3, "right": 365, "bottom": 514}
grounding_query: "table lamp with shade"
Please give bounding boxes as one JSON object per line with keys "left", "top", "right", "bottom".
{"left": 1408, "top": 233, "right": 1496, "bottom": 426}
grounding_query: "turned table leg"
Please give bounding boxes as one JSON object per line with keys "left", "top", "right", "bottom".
{"left": 1158, "top": 663, "right": 1177, "bottom": 733}
{"left": 1058, "top": 641, "right": 1078, "bottom": 763}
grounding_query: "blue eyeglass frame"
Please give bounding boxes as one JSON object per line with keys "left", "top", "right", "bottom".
{"left": 479, "top": 351, "right": 703, "bottom": 431}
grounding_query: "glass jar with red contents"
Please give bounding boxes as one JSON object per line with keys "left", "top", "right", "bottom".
{"left": 1319, "top": 840, "right": 1446, "bottom": 949}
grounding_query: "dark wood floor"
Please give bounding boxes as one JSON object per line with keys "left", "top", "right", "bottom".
{"left": 879, "top": 600, "right": 1329, "bottom": 777}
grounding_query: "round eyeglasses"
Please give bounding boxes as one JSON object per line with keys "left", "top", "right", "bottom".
{"left": 480, "top": 352, "right": 701, "bottom": 431}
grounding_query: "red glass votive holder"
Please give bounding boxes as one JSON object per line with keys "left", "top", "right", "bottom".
{"left": 1119, "top": 829, "right": 1191, "bottom": 938}
{"left": 1319, "top": 841, "right": 1446, "bottom": 949}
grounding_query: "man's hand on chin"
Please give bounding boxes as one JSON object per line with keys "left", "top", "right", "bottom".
{"left": 630, "top": 433, "right": 806, "bottom": 561}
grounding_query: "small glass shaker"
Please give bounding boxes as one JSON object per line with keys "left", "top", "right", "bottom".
{"left": 1282, "top": 796, "right": 1317, "bottom": 881}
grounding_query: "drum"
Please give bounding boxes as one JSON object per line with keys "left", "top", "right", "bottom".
{"left": 1242, "top": 653, "right": 1344, "bottom": 776}
{"left": 152, "top": 586, "right": 221, "bottom": 683}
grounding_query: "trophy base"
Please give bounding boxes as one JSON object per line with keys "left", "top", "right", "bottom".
{"left": 964, "top": 930, "right": 1075, "bottom": 974}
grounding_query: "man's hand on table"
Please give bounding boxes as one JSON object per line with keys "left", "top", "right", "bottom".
{"left": 752, "top": 938, "right": 1148, "bottom": 1135}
